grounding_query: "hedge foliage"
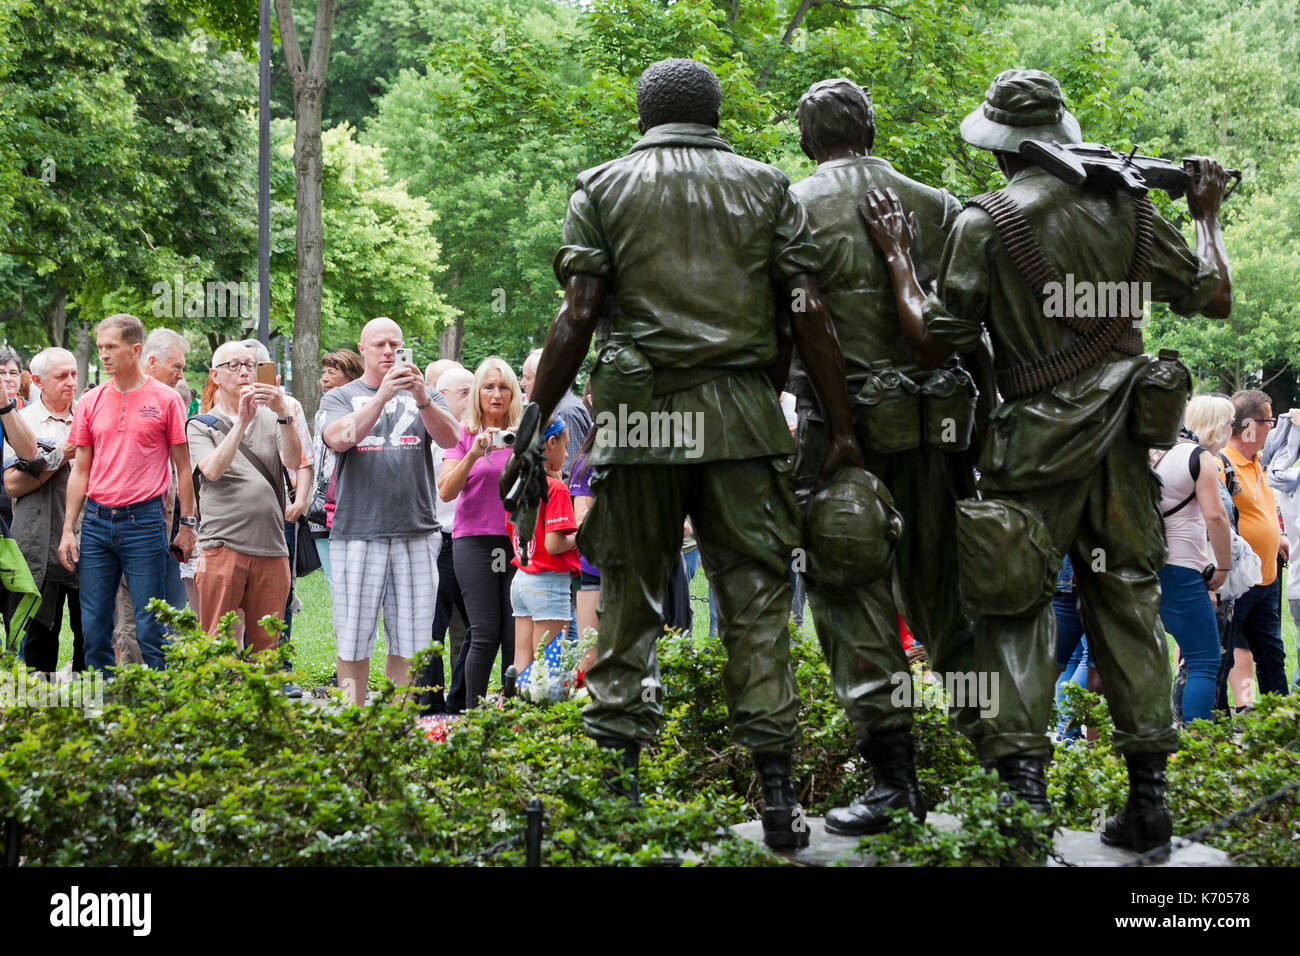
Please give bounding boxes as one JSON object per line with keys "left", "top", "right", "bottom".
{"left": 1, "top": 603, "right": 1295, "bottom": 865}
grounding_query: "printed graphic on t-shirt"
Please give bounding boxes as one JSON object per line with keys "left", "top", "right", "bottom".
{"left": 138, "top": 403, "right": 162, "bottom": 421}
{"left": 351, "top": 393, "right": 420, "bottom": 450}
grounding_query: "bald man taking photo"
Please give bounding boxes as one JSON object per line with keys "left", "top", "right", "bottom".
{"left": 321, "top": 317, "right": 460, "bottom": 705}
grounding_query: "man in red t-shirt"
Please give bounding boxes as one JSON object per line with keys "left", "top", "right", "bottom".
{"left": 58, "top": 314, "right": 198, "bottom": 670}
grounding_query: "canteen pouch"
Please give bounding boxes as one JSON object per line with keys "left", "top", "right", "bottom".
{"left": 855, "top": 361, "right": 921, "bottom": 454}
{"left": 920, "top": 366, "right": 977, "bottom": 452}
{"left": 1129, "top": 349, "right": 1192, "bottom": 449}
{"left": 590, "top": 333, "right": 654, "bottom": 420}
{"left": 955, "top": 498, "right": 1059, "bottom": 618}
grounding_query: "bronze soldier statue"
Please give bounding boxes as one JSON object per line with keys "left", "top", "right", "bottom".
{"left": 786, "top": 79, "right": 988, "bottom": 835}
{"left": 509, "top": 58, "right": 864, "bottom": 849}
{"left": 860, "top": 69, "right": 1232, "bottom": 853}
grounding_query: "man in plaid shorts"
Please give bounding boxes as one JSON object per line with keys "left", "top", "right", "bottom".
{"left": 320, "top": 317, "right": 460, "bottom": 705}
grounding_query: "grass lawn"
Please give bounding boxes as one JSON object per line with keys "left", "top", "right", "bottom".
{"left": 44, "top": 560, "right": 1300, "bottom": 698}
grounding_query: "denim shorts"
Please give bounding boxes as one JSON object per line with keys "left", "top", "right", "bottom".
{"left": 511, "top": 569, "right": 573, "bottom": 621}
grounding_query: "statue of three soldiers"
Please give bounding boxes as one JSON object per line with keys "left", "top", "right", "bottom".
{"left": 514, "top": 58, "right": 1232, "bottom": 856}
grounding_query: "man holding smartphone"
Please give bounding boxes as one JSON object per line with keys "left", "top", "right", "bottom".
{"left": 321, "top": 317, "right": 460, "bottom": 706}
{"left": 186, "top": 342, "right": 303, "bottom": 652}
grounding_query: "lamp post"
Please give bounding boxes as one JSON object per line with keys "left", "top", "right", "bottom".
{"left": 257, "top": 0, "right": 271, "bottom": 348}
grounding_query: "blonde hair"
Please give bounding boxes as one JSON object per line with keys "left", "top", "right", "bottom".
{"left": 1184, "top": 394, "right": 1235, "bottom": 450}
{"left": 468, "top": 356, "right": 523, "bottom": 434}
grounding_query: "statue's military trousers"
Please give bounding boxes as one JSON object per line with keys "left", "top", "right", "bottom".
{"left": 792, "top": 403, "right": 981, "bottom": 743}
{"left": 971, "top": 432, "right": 1179, "bottom": 761}
{"left": 578, "top": 457, "right": 803, "bottom": 753}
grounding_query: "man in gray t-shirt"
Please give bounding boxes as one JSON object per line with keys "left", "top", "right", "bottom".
{"left": 320, "top": 317, "right": 460, "bottom": 705}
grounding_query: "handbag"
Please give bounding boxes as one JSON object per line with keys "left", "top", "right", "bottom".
{"left": 294, "top": 516, "right": 322, "bottom": 578}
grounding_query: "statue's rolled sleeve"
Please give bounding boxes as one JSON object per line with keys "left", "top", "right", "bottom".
{"left": 929, "top": 214, "right": 991, "bottom": 354}
{"left": 1147, "top": 213, "right": 1221, "bottom": 317}
{"left": 553, "top": 188, "right": 613, "bottom": 285}
{"left": 770, "top": 190, "right": 822, "bottom": 280}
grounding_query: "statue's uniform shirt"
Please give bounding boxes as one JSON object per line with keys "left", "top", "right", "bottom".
{"left": 785, "top": 155, "right": 980, "bottom": 743}
{"left": 787, "top": 155, "right": 962, "bottom": 396}
{"left": 927, "top": 167, "right": 1220, "bottom": 492}
{"left": 554, "top": 122, "right": 819, "bottom": 466}
{"left": 553, "top": 122, "right": 814, "bottom": 752}
{"left": 923, "top": 167, "right": 1221, "bottom": 761}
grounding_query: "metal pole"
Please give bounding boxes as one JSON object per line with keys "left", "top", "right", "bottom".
{"left": 257, "top": 0, "right": 271, "bottom": 347}
{"left": 524, "top": 797, "right": 543, "bottom": 866}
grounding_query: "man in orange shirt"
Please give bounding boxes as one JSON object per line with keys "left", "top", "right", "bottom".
{"left": 1219, "top": 389, "right": 1291, "bottom": 701}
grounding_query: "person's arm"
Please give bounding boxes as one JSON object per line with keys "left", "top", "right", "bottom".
{"left": 58, "top": 444, "right": 93, "bottom": 571}
{"left": 438, "top": 431, "right": 494, "bottom": 502}
{"left": 323, "top": 368, "right": 397, "bottom": 452}
{"left": 5, "top": 461, "right": 58, "bottom": 498}
{"left": 0, "top": 384, "right": 37, "bottom": 461}
{"left": 530, "top": 274, "right": 606, "bottom": 429}
{"left": 1196, "top": 449, "right": 1231, "bottom": 591}
{"left": 785, "top": 274, "right": 866, "bottom": 480}
{"left": 858, "top": 188, "right": 958, "bottom": 369}
{"left": 545, "top": 529, "right": 577, "bottom": 554}
{"left": 170, "top": 442, "right": 198, "bottom": 562}
{"left": 252, "top": 384, "right": 303, "bottom": 471}
{"left": 1184, "top": 157, "right": 1231, "bottom": 319}
{"left": 194, "top": 392, "right": 256, "bottom": 482}
{"left": 286, "top": 463, "right": 312, "bottom": 523}
{"left": 406, "top": 372, "right": 460, "bottom": 448}
{"left": 573, "top": 494, "right": 592, "bottom": 526}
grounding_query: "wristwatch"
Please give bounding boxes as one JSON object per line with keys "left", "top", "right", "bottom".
{"left": 0, "top": 400, "right": 15, "bottom": 415}
{"left": 277, "top": 415, "right": 294, "bottom": 425}
{"left": 179, "top": 516, "right": 198, "bottom": 527}
{"left": 415, "top": 397, "right": 433, "bottom": 410}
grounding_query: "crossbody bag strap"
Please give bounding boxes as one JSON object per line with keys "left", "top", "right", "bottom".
{"left": 188, "top": 413, "right": 287, "bottom": 517}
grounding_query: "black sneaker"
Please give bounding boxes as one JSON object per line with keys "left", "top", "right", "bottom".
{"left": 502, "top": 665, "right": 518, "bottom": 700}
{"left": 282, "top": 682, "right": 303, "bottom": 699}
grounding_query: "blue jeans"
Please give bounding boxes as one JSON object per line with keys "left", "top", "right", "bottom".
{"left": 1053, "top": 588, "right": 1090, "bottom": 738}
{"left": 80, "top": 496, "right": 170, "bottom": 670}
{"left": 1228, "top": 576, "right": 1289, "bottom": 697}
{"left": 1158, "top": 564, "right": 1220, "bottom": 721}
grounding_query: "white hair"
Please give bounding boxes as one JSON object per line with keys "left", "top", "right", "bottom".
{"left": 240, "top": 338, "right": 272, "bottom": 363}
{"left": 29, "top": 347, "right": 75, "bottom": 380}
{"left": 212, "top": 340, "right": 255, "bottom": 368}
{"left": 142, "top": 327, "right": 189, "bottom": 363}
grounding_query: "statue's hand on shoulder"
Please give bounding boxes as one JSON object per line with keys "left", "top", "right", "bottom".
{"left": 858, "top": 187, "right": 918, "bottom": 262}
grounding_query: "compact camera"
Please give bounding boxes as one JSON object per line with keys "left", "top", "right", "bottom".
{"left": 489, "top": 430, "right": 517, "bottom": 449}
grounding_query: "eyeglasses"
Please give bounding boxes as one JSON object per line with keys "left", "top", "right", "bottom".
{"left": 1241, "top": 417, "right": 1278, "bottom": 428}
{"left": 213, "top": 360, "right": 255, "bottom": 372}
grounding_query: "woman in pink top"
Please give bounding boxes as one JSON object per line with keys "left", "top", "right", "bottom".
{"left": 437, "top": 356, "right": 523, "bottom": 709}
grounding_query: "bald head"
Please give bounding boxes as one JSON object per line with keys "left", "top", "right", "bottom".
{"left": 212, "top": 340, "right": 253, "bottom": 368}
{"left": 426, "top": 358, "right": 460, "bottom": 387}
{"left": 357, "top": 316, "right": 404, "bottom": 384}
{"left": 520, "top": 348, "right": 544, "bottom": 400}
{"left": 437, "top": 366, "right": 474, "bottom": 421}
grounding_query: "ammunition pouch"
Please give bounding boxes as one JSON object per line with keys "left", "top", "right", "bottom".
{"left": 1129, "top": 349, "right": 1192, "bottom": 449}
{"left": 590, "top": 334, "right": 653, "bottom": 418}
{"left": 852, "top": 362, "right": 977, "bottom": 455}
{"left": 955, "top": 498, "right": 1059, "bottom": 618}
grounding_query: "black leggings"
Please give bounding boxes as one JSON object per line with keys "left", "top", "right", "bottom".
{"left": 454, "top": 535, "right": 516, "bottom": 708}
{"left": 23, "top": 584, "right": 84, "bottom": 672}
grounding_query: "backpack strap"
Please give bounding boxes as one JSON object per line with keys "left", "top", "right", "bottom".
{"left": 186, "top": 413, "right": 287, "bottom": 518}
{"left": 1161, "top": 443, "right": 1206, "bottom": 518}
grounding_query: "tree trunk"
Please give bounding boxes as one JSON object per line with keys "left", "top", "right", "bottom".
{"left": 439, "top": 313, "right": 463, "bottom": 363}
{"left": 73, "top": 323, "right": 91, "bottom": 390}
{"left": 42, "top": 285, "right": 68, "bottom": 347}
{"left": 276, "top": 0, "right": 336, "bottom": 424}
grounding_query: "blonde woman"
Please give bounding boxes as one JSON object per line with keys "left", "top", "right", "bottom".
{"left": 1160, "top": 394, "right": 1234, "bottom": 721}
{"left": 437, "top": 356, "right": 524, "bottom": 709}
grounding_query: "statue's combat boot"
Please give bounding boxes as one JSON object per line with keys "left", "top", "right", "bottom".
{"left": 753, "top": 752, "right": 810, "bottom": 850}
{"left": 1100, "top": 752, "right": 1173, "bottom": 857}
{"left": 995, "top": 755, "right": 1052, "bottom": 814}
{"left": 595, "top": 736, "right": 641, "bottom": 807}
{"left": 823, "top": 731, "right": 926, "bottom": 836}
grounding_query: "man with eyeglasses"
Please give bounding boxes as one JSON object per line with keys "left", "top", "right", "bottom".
{"left": 1220, "top": 389, "right": 1292, "bottom": 700}
{"left": 186, "top": 343, "right": 302, "bottom": 653}
{"left": 59, "top": 314, "right": 198, "bottom": 671}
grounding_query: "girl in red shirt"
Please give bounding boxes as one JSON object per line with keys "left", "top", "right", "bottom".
{"left": 505, "top": 417, "right": 580, "bottom": 687}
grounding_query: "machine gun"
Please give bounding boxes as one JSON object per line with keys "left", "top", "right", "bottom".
{"left": 501, "top": 401, "right": 549, "bottom": 557}
{"left": 1019, "top": 140, "right": 1242, "bottom": 201}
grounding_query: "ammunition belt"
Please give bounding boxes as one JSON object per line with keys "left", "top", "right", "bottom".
{"left": 965, "top": 190, "right": 1154, "bottom": 400}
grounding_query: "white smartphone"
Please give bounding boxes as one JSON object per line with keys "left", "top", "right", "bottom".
{"left": 394, "top": 347, "right": 414, "bottom": 368}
